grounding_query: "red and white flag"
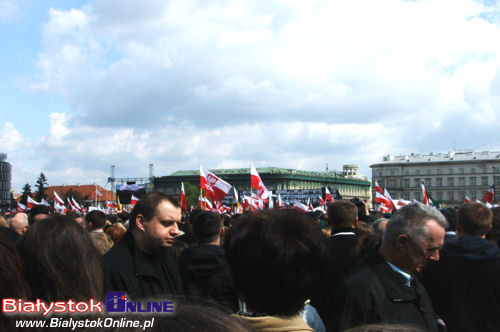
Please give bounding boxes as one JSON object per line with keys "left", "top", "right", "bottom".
{"left": 130, "top": 194, "right": 139, "bottom": 206}
{"left": 180, "top": 182, "right": 187, "bottom": 213}
{"left": 374, "top": 180, "right": 383, "bottom": 194}
{"left": 483, "top": 185, "right": 495, "bottom": 205}
{"left": 307, "top": 198, "right": 313, "bottom": 211}
{"left": 377, "top": 203, "right": 391, "bottom": 214}
{"left": 67, "top": 197, "right": 75, "bottom": 211}
{"left": 277, "top": 193, "right": 285, "bottom": 208}
{"left": 464, "top": 196, "right": 471, "bottom": 203}
{"left": 233, "top": 188, "right": 239, "bottom": 203}
{"left": 375, "top": 192, "right": 396, "bottom": 211}
{"left": 421, "top": 181, "right": 429, "bottom": 205}
{"left": 41, "top": 198, "right": 51, "bottom": 207}
{"left": 27, "top": 196, "right": 39, "bottom": 209}
{"left": 54, "top": 191, "right": 65, "bottom": 205}
{"left": 251, "top": 163, "right": 269, "bottom": 199}
{"left": 293, "top": 201, "right": 309, "bottom": 213}
{"left": 54, "top": 200, "right": 67, "bottom": 214}
{"left": 106, "top": 201, "right": 119, "bottom": 209}
{"left": 319, "top": 196, "right": 327, "bottom": 207}
{"left": 72, "top": 197, "right": 82, "bottom": 211}
{"left": 200, "top": 165, "right": 232, "bottom": 202}
{"left": 325, "top": 187, "right": 334, "bottom": 204}
{"left": 397, "top": 198, "right": 410, "bottom": 208}
{"left": 16, "top": 202, "right": 26, "bottom": 212}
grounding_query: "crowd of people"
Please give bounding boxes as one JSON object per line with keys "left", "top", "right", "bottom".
{"left": 1, "top": 193, "right": 499, "bottom": 331}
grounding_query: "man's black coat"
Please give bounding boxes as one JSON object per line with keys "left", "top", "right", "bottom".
{"left": 102, "top": 231, "right": 183, "bottom": 300}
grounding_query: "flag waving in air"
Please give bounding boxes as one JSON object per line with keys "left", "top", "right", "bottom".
{"left": 180, "top": 182, "right": 187, "bottom": 213}
{"left": 27, "top": 196, "right": 39, "bottom": 209}
{"left": 250, "top": 163, "right": 270, "bottom": 199}
{"left": 374, "top": 180, "right": 383, "bottom": 194}
{"left": 325, "top": 187, "right": 334, "bottom": 204}
{"left": 200, "top": 165, "right": 233, "bottom": 202}
{"left": 130, "top": 194, "right": 139, "bottom": 206}
{"left": 54, "top": 191, "right": 65, "bottom": 205}
{"left": 483, "top": 184, "right": 495, "bottom": 205}
{"left": 421, "top": 180, "right": 429, "bottom": 205}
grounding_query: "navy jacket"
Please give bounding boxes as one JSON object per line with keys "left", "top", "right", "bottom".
{"left": 422, "top": 235, "right": 500, "bottom": 332}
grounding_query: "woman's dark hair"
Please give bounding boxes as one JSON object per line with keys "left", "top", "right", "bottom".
{"left": 225, "top": 209, "right": 329, "bottom": 316}
{"left": 0, "top": 233, "right": 31, "bottom": 332}
{"left": 16, "top": 215, "right": 103, "bottom": 302}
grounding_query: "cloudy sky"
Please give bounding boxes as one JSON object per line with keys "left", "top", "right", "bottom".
{"left": 1, "top": 0, "right": 500, "bottom": 192}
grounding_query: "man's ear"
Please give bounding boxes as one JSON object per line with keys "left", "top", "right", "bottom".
{"left": 395, "top": 234, "right": 410, "bottom": 252}
{"left": 136, "top": 214, "right": 146, "bottom": 232}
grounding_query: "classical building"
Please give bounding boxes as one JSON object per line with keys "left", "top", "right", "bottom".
{"left": 0, "top": 153, "right": 12, "bottom": 207}
{"left": 153, "top": 165, "right": 372, "bottom": 206}
{"left": 370, "top": 151, "right": 500, "bottom": 207}
{"left": 45, "top": 185, "right": 116, "bottom": 206}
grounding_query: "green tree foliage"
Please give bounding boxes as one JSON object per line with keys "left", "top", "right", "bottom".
{"left": 184, "top": 182, "right": 200, "bottom": 210}
{"left": 20, "top": 183, "right": 32, "bottom": 205}
{"left": 35, "top": 172, "right": 48, "bottom": 201}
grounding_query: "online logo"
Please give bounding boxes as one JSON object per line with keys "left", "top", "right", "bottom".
{"left": 105, "top": 292, "right": 174, "bottom": 313}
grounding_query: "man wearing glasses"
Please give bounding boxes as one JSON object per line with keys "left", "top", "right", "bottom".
{"left": 336, "top": 203, "right": 447, "bottom": 332}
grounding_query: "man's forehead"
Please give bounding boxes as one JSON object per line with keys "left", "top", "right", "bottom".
{"left": 154, "top": 200, "right": 181, "bottom": 219}
{"left": 425, "top": 219, "right": 445, "bottom": 242}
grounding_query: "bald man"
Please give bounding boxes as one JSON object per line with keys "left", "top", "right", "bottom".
{"left": 9, "top": 212, "right": 29, "bottom": 235}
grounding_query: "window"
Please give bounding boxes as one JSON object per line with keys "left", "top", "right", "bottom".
{"left": 483, "top": 167, "right": 487, "bottom": 173}
{"left": 436, "top": 192, "right": 442, "bottom": 200}
{"left": 448, "top": 191, "right": 454, "bottom": 202}
{"left": 459, "top": 191, "right": 465, "bottom": 202}
{"left": 404, "top": 170, "right": 409, "bottom": 175}
{"left": 436, "top": 178, "right": 443, "bottom": 187}
{"left": 403, "top": 179, "right": 410, "bottom": 188}
{"left": 414, "top": 179, "right": 420, "bottom": 187}
{"left": 425, "top": 178, "right": 432, "bottom": 187}
{"left": 389, "top": 179, "right": 396, "bottom": 187}
{"left": 414, "top": 192, "right": 421, "bottom": 200}
{"left": 496, "top": 177, "right": 500, "bottom": 186}
{"left": 415, "top": 169, "right": 420, "bottom": 175}
{"left": 449, "top": 168, "right": 453, "bottom": 174}
{"left": 459, "top": 177, "right": 465, "bottom": 186}
{"left": 459, "top": 168, "right": 464, "bottom": 174}
{"left": 390, "top": 170, "right": 395, "bottom": 176}
{"left": 482, "top": 177, "right": 488, "bottom": 186}
{"left": 471, "top": 167, "right": 475, "bottom": 174}
{"left": 470, "top": 177, "right": 476, "bottom": 186}
{"left": 471, "top": 191, "right": 476, "bottom": 200}
{"left": 447, "top": 178, "right": 454, "bottom": 187}
{"left": 403, "top": 192, "right": 410, "bottom": 200}
{"left": 426, "top": 169, "right": 431, "bottom": 175}
{"left": 437, "top": 169, "right": 442, "bottom": 175}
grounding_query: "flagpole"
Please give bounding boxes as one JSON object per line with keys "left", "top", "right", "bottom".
{"left": 95, "top": 183, "right": 97, "bottom": 208}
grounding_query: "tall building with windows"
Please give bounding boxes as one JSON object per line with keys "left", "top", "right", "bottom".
{"left": 370, "top": 151, "right": 500, "bottom": 207}
{"left": 0, "top": 153, "right": 12, "bottom": 207}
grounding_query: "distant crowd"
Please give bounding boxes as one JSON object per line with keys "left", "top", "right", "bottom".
{"left": 1, "top": 194, "right": 500, "bottom": 331}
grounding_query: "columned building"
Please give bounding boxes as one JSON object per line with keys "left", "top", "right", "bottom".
{"left": 370, "top": 151, "right": 500, "bottom": 207}
{"left": 0, "top": 153, "right": 12, "bottom": 207}
{"left": 153, "top": 166, "right": 372, "bottom": 206}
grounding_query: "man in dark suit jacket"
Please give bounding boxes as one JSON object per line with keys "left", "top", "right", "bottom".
{"left": 313, "top": 200, "right": 360, "bottom": 331}
{"left": 423, "top": 202, "right": 500, "bottom": 332}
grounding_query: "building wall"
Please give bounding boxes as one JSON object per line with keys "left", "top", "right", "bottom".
{"left": 0, "top": 153, "right": 12, "bottom": 207}
{"left": 153, "top": 167, "right": 372, "bottom": 206}
{"left": 371, "top": 151, "right": 500, "bottom": 207}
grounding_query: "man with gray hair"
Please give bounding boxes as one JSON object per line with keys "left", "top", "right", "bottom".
{"left": 336, "top": 203, "right": 447, "bottom": 332}
{"left": 9, "top": 212, "right": 29, "bottom": 235}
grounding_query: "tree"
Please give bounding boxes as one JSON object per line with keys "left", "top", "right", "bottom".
{"left": 35, "top": 172, "right": 48, "bottom": 201}
{"left": 184, "top": 182, "right": 200, "bottom": 210}
{"left": 20, "top": 183, "right": 32, "bottom": 205}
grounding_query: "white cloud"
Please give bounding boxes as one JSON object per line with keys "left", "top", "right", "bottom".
{"left": 9, "top": 0, "right": 500, "bottom": 191}
{"left": 0, "top": 0, "right": 21, "bottom": 22}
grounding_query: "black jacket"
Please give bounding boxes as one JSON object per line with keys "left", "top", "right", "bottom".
{"left": 337, "top": 251, "right": 440, "bottom": 332}
{"left": 422, "top": 235, "right": 500, "bottom": 332}
{"left": 179, "top": 244, "right": 238, "bottom": 311}
{"left": 102, "top": 231, "right": 183, "bottom": 300}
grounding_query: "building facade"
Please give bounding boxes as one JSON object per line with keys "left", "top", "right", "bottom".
{"left": 370, "top": 151, "right": 500, "bottom": 207}
{"left": 0, "top": 153, "right": 12, "bottom": 207}
{"left": 153, "top": 165, "right": 372, "bottom": 206}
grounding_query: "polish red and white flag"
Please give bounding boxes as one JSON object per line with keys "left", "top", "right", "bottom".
{"left": 200, "top": 165, "right": 232, "bottom": 202}
{"left": 421, "top": 181, "right": 429, "bottom": 205}
{"left": 41, "top": 198, "right": 51, "bottom": 207}
{"left": 54, "top": 191, "right": 65, "bottom": 205}
{"left": 374, "top": 180, "right": 383, "bottom": 194}
{"left": 251, "top": 163, "right": 269, "bottom": 199}
{"left": 54, "top": 200, "right": 67, "bottom": 214}
{"left": 325, "top": 187, "right": 334, "bottom": 204}
{"left": 464, "top": 196, "right": 471, "bottom": 203}
{"left": 319, "top": 196, "right": 326, "bottom": 207}
{"left": 376, "top": 192, "right": 396, "bottom": 211}
{"left": 483, "top": 185, "right": 495, "bottom": 205}
{"left": 293, "top": 201, "right": 309, "bottom": 213}
{"left": 130, "top": 194, "right": 139, "bottom": 206}
{"left": 180, "top": 182, "right": 187, "bottom": 213}
{"left": 27, "top": 196, "right": 39, "bottom": 210}
{"left": 16, "top": 202, "right": 26, "bottom": 212}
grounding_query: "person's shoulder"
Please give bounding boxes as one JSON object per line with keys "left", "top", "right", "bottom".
{"left": 102, "top": 237, "right": 133, "bottom": 267}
